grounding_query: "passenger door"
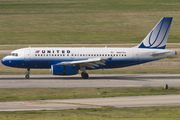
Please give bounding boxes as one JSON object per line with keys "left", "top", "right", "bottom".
{"left": 24, "top": 49, "right": 31, "bottom": 61}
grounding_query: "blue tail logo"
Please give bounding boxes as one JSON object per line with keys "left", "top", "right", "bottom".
{"left": 138, "top": 17, "right": 172, "bottom": 49}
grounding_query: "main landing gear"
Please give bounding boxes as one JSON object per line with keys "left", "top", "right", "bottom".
{"left": 81, "top": 72, "right": 89, "bottom": 79}
{"left": 80, "top": 66, "right": 89, "bottom": 79}
{"left": 25, "top": 68, "right": 30, "bottom": 79}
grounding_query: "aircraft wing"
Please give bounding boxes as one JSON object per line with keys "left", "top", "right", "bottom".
{"left": 57, "top": 58, "right": 106, "bottom": 69}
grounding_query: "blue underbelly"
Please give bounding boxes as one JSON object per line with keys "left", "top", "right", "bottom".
{"left": 10, "top": 59, "right": 151, "bottom": 69}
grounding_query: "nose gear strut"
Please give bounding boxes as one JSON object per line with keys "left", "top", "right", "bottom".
{"left": 25, "top": 68, "right": 30, "bottom": 79}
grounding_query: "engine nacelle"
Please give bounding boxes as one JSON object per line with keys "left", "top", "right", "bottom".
{"left": 51, "top": 65, "right": 78, "bottom": 75}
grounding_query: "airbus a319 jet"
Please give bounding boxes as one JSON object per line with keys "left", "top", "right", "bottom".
{"left": 1, "top": 17, "right": 177, "bottom": 79}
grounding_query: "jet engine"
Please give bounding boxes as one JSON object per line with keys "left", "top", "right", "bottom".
{"left": 51, "top": 65, "right": 78, "bottom": 75}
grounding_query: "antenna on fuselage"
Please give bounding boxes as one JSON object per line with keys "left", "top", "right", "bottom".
{"left": 29, "top": 45, "right": 31, "bottom": 48}
{"left": 105, "top": 45, "right": 107, "bottom": 48}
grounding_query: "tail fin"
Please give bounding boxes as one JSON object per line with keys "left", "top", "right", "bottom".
{"left": 137, "top": 17, "right": 173, "bottom": 49}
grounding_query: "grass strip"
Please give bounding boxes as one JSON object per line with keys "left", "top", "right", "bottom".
{"left": 0, "top": 0, "right": 180, "bottom": 44}
{"left": 0, "top": 44, "right": 180, "bottom": 50}
{"left": 0, "top": 106, "right": 180, "bottom": 120}
{"left": 0, "top": 87, "right": 180, "bottom": 102}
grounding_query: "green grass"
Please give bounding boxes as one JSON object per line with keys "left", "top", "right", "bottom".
{"left": 0, "top": 87, "right": 180, "bottom": 102}
{"left": 0, "top": 43, "right": 180, "bottom": 50}
{"left": 0, "top": 0, "right": 180, "bottom": 44}
{"left": 0, "top": 106, "right": 180, "bottom": 120}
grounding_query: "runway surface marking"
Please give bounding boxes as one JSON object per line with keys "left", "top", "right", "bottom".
{"left": 0, "top": 94, "right": 180, "bottom": 111}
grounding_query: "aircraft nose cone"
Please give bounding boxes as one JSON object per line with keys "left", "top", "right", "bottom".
{"left": 1, "top": 58, "right": 5, "bottom": 65}
{"left": 1, "top": 58, "right": 9, "bottom": 66}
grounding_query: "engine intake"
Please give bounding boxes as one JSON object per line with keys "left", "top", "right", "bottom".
{"left": 51, "top": 65, "right": 78, "bottom": 75}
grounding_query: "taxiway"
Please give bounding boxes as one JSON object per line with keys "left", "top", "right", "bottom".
{"left": 0, "top": 74, "right": 180, "bottom": 88}
{"left": 0, "top": 94, "right": 179, "bottom": 111}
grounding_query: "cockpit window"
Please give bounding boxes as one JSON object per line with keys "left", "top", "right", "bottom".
{"left": 9, "top": 53, "right": 18, "bottom": 57}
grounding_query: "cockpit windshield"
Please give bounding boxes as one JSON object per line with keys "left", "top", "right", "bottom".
{"left": 9, "top": 53, "right": 18, "bottom": 57}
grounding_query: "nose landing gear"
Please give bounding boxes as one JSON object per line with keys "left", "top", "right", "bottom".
{"left": 25, "top": 68, "right": 30, "bottom": 79}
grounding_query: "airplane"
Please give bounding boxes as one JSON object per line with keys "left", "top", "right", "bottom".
{"left": 1, "top": 17, "right": 177, "bottom": 79}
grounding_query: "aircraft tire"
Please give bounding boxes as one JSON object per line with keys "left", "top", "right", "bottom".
{"left": 25, "top": 74, "right": 29, "bottom": 79}
{"left": 81, "top": 72, "right": 84, "bottom": 77}
{"left": 82, "top": 73, "right": 89, "bottom": 79}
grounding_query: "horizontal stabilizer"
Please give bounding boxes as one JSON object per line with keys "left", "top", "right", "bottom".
{"left": 149, "top": 51, "right": 172, "bottom": 57}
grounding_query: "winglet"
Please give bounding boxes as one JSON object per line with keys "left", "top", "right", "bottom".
{"left": 137, "top": 17, "right": 173, "bottom": 49}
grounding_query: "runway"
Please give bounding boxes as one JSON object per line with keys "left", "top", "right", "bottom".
{"left": 0, "top": 74, "right": 180, "bottom": 88}
{"left": 0, "top": 94, "right": 180, "bottom": 111}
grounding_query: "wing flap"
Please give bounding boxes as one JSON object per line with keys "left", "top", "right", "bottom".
{"left": 57, "top": 58, "right": 106, "bottom": 68}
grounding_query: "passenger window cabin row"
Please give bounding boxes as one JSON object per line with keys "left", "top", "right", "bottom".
{"left": 35, "top": 54, "right": 127, "bottom": 57}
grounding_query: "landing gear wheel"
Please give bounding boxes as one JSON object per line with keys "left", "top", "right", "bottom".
{"left": 25, "top": 68, "right": 30, "bottom": 79}
{"left": 81, "top": 72, "right": 89, "bottom": 79}
{"left": 81, "top": 72, "right": 84, "bottom": 77}
{"left": 25, "top": 74, "right": 29, "bottom": 79}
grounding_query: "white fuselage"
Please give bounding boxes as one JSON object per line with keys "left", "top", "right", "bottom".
{"left": 1, "top": 47, "right": 176, "bottom": 69}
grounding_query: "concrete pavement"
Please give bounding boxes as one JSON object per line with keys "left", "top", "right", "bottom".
{"left": 0, "top": 94, "right": 179, "bottom": 111}
{"left": 0, "top": 74, "right": 180, "bottom": 88}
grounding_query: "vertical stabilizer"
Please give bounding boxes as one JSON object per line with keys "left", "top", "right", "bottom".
{"left": 137, "top": 17, "right": 173, "bottom": 49}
